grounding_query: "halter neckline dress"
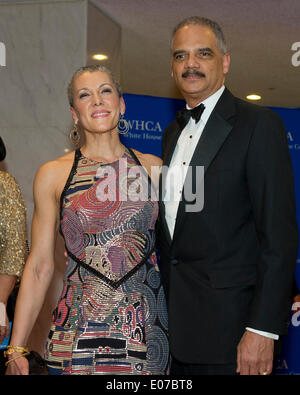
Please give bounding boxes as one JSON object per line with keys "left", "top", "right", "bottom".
{"left": 44, "top": 147, "right": 169, "bottom": 375}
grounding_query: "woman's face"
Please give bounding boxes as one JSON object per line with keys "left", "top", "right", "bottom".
{"left": 71, "top": 71, "right": 125, "bottom": 135}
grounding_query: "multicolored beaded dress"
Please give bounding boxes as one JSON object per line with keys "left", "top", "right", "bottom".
{"left": 44, "top": 147, "right": 169, "bottom": 375}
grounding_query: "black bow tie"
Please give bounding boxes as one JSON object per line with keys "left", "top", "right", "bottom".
{"left": 176, "top": 103, "right": 205, "bottom": 130}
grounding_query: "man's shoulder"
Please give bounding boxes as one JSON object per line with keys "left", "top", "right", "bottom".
{"left": 229, "top": 92, "right": 287, "bottom": 140}
{"left": 232, "top": 93, "right": 282, "bottom": 123}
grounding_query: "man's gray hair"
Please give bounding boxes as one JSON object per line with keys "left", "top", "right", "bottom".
{"left": 67, "top": 65, "right": 122, "bottom": 107}
{"left": 172, "top": 16, "right": 228, "bottom": 54}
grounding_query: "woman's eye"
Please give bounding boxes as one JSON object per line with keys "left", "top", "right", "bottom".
{"left": 79, "top": 93, "right": 89, "bottom": 99}
{"left": 101, "top": 88, "right": 112, "bottom": 94}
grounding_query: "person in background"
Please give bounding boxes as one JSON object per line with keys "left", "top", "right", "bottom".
{"left": 0, "top": 137, "right": 28, "bottom": 374}
{"left": 5, "top": 65, "right": 169, "bottom": 375}
{"left": 158, "top": 16, "right": 298, "bottom": 375}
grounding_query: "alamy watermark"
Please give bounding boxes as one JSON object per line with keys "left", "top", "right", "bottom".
{"left": 161, "top": 164, "right": 204, "bottom": 213}
{"left": 0, "top": 42, "right": 6, "bottom": 67}
{"left": 291, "top": 42, "right": 300, "bottom": 67}
{"left": 291, "top": 302, "right": 300, "bottom": 327}
{"left": 94, "top": 159, "right": 205, "bottom": 213}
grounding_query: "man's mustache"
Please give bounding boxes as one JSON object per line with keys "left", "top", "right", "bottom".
{"left": 182, "top": 70, "right": 206, "bottom": 78}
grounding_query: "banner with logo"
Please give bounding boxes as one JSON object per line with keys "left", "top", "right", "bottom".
{"left": 270, "top": 107, "right": 300, "bottom": 375}
{"left": 121, "top": 93, "right": 185, "bottom": 157}
{"left": 121, "top": 93, "right": 300, "bottom": 374}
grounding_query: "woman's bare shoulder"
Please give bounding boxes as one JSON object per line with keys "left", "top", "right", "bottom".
{"left": 37, "top": 151, "right": 74, "bottom": 175}
{"left": 34, "top": 151, "right": 76, "bottom": 196}
{"left": 131, "top": 149, "right": 162, "bottom": 168}
{"left": 131, "top": 149, "right": 162, "bottom": 188}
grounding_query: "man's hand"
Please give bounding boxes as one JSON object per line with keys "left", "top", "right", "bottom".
{"left": 236, "top": 331, "right": 274, "bottom": 375}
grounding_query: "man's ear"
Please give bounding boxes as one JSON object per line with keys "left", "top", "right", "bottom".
{"left": 170, "top": 58, "right": 174, "bottom": 79}
{"left": 223, "top": 53, "right": 231, "bottom": 75}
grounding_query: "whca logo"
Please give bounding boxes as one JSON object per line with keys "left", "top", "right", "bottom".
{"left": 0, "top": 42, "right": 6, "bottom": 67}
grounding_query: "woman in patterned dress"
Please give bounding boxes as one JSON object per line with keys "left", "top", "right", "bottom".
{"left": 6, "top": 65, "right": 169, "bottom": 375}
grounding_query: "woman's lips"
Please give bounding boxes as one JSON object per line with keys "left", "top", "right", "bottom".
{"left": 91, "top": 110, "right": 110, "bottom": 118}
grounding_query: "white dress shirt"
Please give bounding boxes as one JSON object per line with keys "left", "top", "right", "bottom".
{"left": 164, "top": 85, "right": 225, "bottom": 236}
{"left": 163, "top": 85, "right": 278, "bottom": 340}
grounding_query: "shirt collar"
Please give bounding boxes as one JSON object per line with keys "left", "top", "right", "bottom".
{"left": 186, "top": 85, "right": 225, "bottom": 126}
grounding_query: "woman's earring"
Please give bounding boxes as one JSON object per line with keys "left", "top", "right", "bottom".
{"left": 118, "top": 114, "right": 129, "bottom": 135}
{"left": 69, "top": 122, "right": 80, "bottom": 145}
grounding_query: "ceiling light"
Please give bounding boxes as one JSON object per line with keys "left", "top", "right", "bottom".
{"left": 246, "top": 94, "right": 262, "bottom": 101}
{"left": 64, "top": 148, "right": 70, "bottom": 153}
{"left": 92, "top": 54, "right": 108, "bottom": 61}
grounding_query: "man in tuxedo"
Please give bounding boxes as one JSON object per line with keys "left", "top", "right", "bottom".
{"left": 158, "top": 16, "right": 299, "bottom": 375}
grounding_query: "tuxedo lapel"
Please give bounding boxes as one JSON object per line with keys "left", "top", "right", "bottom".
{"left": 189, "top": 111, "right": 233, "bottom": 173}
{"left": 189, "top": 88, "right": 236, "bottom": 173}
{"left": 172, "top": 88, "right": 236, "bottom": 241}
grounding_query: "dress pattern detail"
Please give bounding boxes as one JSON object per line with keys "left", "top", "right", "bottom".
{"left": 0, "top": 171, "right": 28, "bottom": 278}
{"left": 45, "top": 148, "right": 169, "bottom": 374}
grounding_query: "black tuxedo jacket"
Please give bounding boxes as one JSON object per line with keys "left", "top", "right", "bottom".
{"left": 158, "top": 88, "right": 299, "bottom": 364}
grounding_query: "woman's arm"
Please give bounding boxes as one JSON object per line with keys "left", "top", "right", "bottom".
{"left": 0, "top": 173, "right": 27, "bottom": 344}
{"left": 0, "top": 274, "right": 17, "bottom": 342}
{"left": 5, "top": 162, "right": 60, "bottom": 374}
{"left": 0, "top": 172, "right": 28, "bottom": 278}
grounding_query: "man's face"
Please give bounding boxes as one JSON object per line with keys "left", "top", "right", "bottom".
{"left": 171, "top": 24, "right": 230, "bottom": 107}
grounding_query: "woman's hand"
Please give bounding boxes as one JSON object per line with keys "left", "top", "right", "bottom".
{"left": 0, "top": 303, "right": 10, "bottom": 344}
{"left": 5, "top": 354, "right": 29, "bottom": 375}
